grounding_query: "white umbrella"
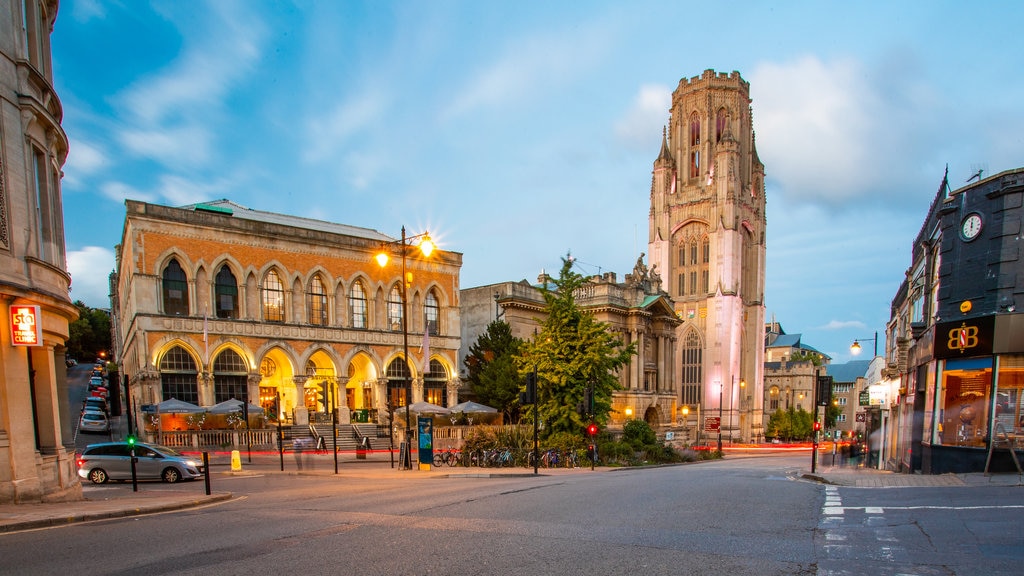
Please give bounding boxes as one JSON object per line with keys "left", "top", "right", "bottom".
{"left": 156, "top": 398, "right": 204, "bottom": 413}
{"left": 405, "top": 401, "right": 450, "bottom": 415}
{"left": 449, "top": 401, "right": 498, "bottom": 413}
{"left": 208, "top": 398, "right": 263, "bottom": 415}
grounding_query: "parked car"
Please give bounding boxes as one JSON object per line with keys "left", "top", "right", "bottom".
{"left": 88, "top": 376, "right": 105, "bottom": 390}
{"left": 90, "top": 387, "right": 108, "bottom": 399}
{"left": 77, "top": 442, "right": 203, "bottom": 484}
{"left": 78, "top": 411, "right": 110, "bottom": 434}
{"left": 83, "top": 397, "right": 108, "bottom": 413}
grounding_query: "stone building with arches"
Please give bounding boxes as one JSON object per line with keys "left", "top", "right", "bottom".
{"left": 111, "top": 199, "right": 462, "bottom": 438}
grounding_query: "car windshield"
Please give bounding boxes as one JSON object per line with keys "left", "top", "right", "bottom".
{"left": 82, "top": 414, "right": 105, "bottom": 421}
{"left": 148, "top": 444, "right": 184, "bottom": 456}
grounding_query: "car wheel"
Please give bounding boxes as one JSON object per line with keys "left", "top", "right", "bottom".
{"left": 162, "top": 467, "right": 182, "bottom": 483}
{"left": 88, "top": 468, "right": 108, "bottom": 484}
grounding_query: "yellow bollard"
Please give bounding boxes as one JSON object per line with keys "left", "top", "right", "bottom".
{"left": 231, "top": 449, "right": 241, "bottom": 471}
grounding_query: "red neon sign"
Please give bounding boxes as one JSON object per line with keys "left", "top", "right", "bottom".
{"left": 10, "top": 305, "right": 43, "bottom": 347}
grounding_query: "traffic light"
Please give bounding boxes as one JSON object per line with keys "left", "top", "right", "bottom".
{"left": 586, "top": 444, "right": 596, "bottom": 461}
{"left": 584, "top": 385, "right": 594, "bottom": 414}
{"left": 816, "top": 375, "right": 833, "bottom": 407}
{"left": 813, "top": 421, "right": 822, "bottom": 432}
{"left": 126, "top": 435, "right": 136, "bottom": 447}
{"left": 587, "top": 423, "right": 599, "bottom": 436}
{"left": 520, "top": 372, "right": 537, "bottom": 405}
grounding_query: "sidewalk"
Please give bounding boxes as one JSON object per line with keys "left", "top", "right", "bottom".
{"left": 3, "top": 450, "right": 1021, "bottom": 534}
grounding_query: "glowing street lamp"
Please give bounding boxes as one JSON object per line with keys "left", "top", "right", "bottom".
{"left": 850, "top": 331, "right": 879, "bottom": 357}
{"left": 376, "top": 226, "right": 434, "bottom": 470}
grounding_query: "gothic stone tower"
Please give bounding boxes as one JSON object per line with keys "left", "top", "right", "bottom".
{"left": 648, "top": 70, "right": 766, "bottom": 443}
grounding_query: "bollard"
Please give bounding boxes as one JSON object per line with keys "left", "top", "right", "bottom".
{"left": 231, "top": 449, "right": 242, "bottom": 471}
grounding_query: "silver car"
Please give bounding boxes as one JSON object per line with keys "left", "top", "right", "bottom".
{"left": 78, "top": 411, "right": 109, "bottom": 434}
{"left": 77, "top": 442, "right": 203, "bottom": 484}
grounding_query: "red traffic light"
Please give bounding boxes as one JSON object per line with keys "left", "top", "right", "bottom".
{"left": 586, "top": 423, "right": 598, "bottom": 436}
{"left": 813, "top": 421, "right": 822, "bottom": 431}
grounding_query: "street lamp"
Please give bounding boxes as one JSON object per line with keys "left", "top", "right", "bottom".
{"left": 376, "top": 226, "right": 435, "bottom": 470}
{"left": 717, "top": 381, "right": 723, "bottom": 453}
{"left": 850, "top": 331, "right": 878, "bottom": 357}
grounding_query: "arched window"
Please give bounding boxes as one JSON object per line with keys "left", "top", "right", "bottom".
{"left": 715, "top": 107, "right": 727, "bottom": 143}
{"left": 689, "top": 112, "right": 701, "bottom": 179}
{"left": 386, "top": 358, "right": 410, "bottom": 409}
{"left": 349, "top": 281, "right": 367, "bottom": 329}
{"left": 262, "top": 269, "right": 285, "bottom": 323}
{"left": 387, "top": 286, "right": 403, "bottom": 331}
{"left": 680, "top": 330, "right": 703, "bottom": 406}
{"left": 215, "top": 265, "right": 238, "bottom": 319}
{"left": 423, "top": 359, "right": 447, "bottom": 407}
{"left": 162, "top": 258, "right": 189, "bottom": 316}
{"left": 307, "top": 274, "right": 328, "bottom": 326}
{"left": 701, "top": 237, "right": 710, "bottom": 293}
{"left": 425, "top": 290, "right": 439, "bottom": 336}
{"left": 213, "top": 349, "right": 248, "bottom": 403}
{"left": 160, "top": 346, "right": 198, "bottom": 404}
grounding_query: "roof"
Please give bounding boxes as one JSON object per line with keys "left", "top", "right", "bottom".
{"left": 179, "top": 199, "right": 395, "bottom": 243}
{"left": 767, "top": 333, "right": 802, "bottom": 348}
{"left": 825, "top": 360, "right": 872, "bottom": 383}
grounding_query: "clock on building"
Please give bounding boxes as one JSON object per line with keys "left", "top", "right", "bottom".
{"left": 960, "top": 213, "right": 983, "bottom": 241}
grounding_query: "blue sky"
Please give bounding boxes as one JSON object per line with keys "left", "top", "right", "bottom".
{"left": 51, "top": 0, "right": 1024, "bottom": 363}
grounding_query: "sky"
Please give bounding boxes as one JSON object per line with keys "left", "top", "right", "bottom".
{"left": 51, "top": 0, "right": 1024, "bottom": 364}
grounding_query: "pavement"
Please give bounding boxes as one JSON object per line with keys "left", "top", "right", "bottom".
{"left": 1, "top": 450, "right": 1021, "bottom": 534}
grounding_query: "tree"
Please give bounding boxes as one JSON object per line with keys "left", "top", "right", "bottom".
{"left": 463, "top": 320, "right": 523, "bottom": 420}
{"left": 66, "top": 301, "right": 111, "bottom": 362}
{"left": 766, "top": 406, "right": 814, "bottom": 441}
{"left": 789, "top": 349, "right": 824, "bottom": 366}
{"left": 517, "top": 255, "right": 636, "bottom": 437}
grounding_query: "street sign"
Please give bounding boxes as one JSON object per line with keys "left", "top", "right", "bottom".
{"left": 10, "top": 305, "right": 42, "bottom": 347}
{"left": 859, "top": 391, "right": 870, "bottom": 407}
{"left": 704, "top": 416, "right": 720, "bottom": 433}
{"left": 856, "top": 412, "right": 866, "bottom": 422}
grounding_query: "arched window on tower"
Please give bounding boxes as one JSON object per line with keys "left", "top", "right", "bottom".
{"left": 162, "top": 258, "right": 189, "bottom": 316}
{"left": 689, "top": 112, "right": 701, "bottom": 179}
{"left": 425, "top": 290, "right": 440, "bottom": 336}
{"left": 215, "top": 265, "right": 238, "bottom": 319}
{"left": 307, "top": 274, "right": 328, "bottom": 326}
{"left": 716, "top": 108, "right": 727, "bottom": 143}
{"left": 680, "top": 330, "right": 703, "bottom": 406}
{"left": 262, "top": 269, "right": 285, "bottom": 323}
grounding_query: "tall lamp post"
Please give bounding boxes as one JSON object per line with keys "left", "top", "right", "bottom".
{"left": 850, "top": 331, "right": 878, "bottom": 357}
{"left": 376, "top": 226, "right": 435, "bottom": 470}
{"left": 717, "top": 381, "right": 723, "bottom": 453}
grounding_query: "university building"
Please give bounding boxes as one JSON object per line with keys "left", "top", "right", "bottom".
{"left": 0, "top": 0, "right": 80, "bottom": 503}
{"left": 111, "top": 200, "right": 462, "bottom": 439}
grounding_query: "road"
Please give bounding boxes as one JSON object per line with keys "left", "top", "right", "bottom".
{"left": 2, "top": 454, "right": 1021, "bottom": 575}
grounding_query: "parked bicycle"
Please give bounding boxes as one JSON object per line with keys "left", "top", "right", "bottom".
{"left": 433, "top": 448, "right": 461, "bottom": 467}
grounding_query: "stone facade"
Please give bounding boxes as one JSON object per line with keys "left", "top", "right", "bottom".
{"left": 0, "top": 0, "right": 81, "bottom": 503}
{"left": 111, "top": 200, "right": 462, "bottom": 438}
{"left": 462, "top": 263, "right": 681, "bottom": 434}
{"left": 647, "top": 70, "right": 767, "bottom": 442}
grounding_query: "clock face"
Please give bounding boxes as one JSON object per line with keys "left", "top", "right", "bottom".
{"left": 961, "top": 213, "right": 983, "bottom": 241}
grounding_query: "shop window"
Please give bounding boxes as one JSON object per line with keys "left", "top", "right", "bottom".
{"left": 424, "top": 359, "right": 447, "bottom": 407}
{"left": 386, "top": 358, "right": 410, "bottom": 408}
{"left": 213, "top": 349, "right": 248, "bottom": 403}
{"left": 938, "top": 357, "right": 993, "bottom": 447}
{"left": 160, "top": 346, "right": 198, "bottom": 404}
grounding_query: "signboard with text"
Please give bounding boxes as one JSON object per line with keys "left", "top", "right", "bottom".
{"left": 10, "top": 305, "right": 42, "bottom": 347}
{"left": 703, "top": 416, "right": 720, "bottom": 433}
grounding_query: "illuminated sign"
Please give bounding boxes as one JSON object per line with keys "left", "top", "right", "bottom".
{"left": 934, "top": 316, "right": 994, "bottom": 359}
{"left": 10, "top": 305, "right": 43, "bottom": 347}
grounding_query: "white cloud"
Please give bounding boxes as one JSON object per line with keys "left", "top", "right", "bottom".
{"left": 67, "top": 246, "right": 115, "bottom": 308}
{"left": 750, "top": 55, "right": 940, "bottom": 206}
{"left": 100, "top": 181, "right": 153, "bottom": 203}
{"left": 817, "top": 319, "right": 867, "bottom": 331}
{"left": 63, "top": 138, "right": 108, "bottom": 189}
{"left": 305, "top": 90, "right": 388, "bottom": 164}
{"left": 118, "top": 126, "right": 212, "bottom": 167}
{"left": 70, "top": 0, "right": 108, "bottom": 22}
{"left": 156, "top": 174, "right": 232, "bottom": 207}
{"left": 614, "top": 84, "right": 671, "bottom": 149}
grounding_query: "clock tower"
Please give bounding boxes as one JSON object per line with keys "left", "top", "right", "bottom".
{"left": 648, "top": 70, "right": 766, "bottom": 443}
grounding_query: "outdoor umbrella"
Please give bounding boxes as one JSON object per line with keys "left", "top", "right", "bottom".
{"left": 208, "top": 398, "right": 264, "bottom": 415}
{"left": 156, "top": 398, "right": 204, "bottom": 413}
{"left": 449, "top": 401, "right": 497, "bottom": 414}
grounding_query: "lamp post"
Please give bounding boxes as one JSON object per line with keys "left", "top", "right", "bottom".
{"left": 717, "top": 381, "right": 723, "bottom": 453}
{"left": 850, "top": 331, "right": 878, "bottom": 357}
{"left": 376, "top": 226, "right": 435, "bottom": 470}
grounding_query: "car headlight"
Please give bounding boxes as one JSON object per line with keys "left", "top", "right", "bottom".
{"left": 184, "top": 460, "right": 198, "bottom": 467}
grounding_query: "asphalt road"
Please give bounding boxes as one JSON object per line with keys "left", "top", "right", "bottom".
{"left": 2, "top": 454, "right": 1021, "bottom": 575}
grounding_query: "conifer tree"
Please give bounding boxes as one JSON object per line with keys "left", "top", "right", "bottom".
{"left": 518, "top": 255, "right": 636, "bottom": 436}
{"left": 463, "top": 320, "right": 523, "bottom": 420}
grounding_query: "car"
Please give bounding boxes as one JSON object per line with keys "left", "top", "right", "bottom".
{"left": 83, "top": 397, "right": 108, "bottom": 413}
{"left": 88, "top": 376, "right": 105, "bottom": 390}
{"left": 90, "top": 388, "right": 108, "bottom": 399}
{"left": 78, "top": 411, "right": 110, "bottom": 434}
{"left": 77, "top": 441, "right": 203, "bottom": 484}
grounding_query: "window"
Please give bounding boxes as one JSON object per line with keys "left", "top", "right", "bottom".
{"left": 689, "top": 272, "right": 697, "bottom": 295}
{"left": 162, "top": 259, "right": 189, "bottom": 316}
{"left": 160, "top": 346, "right": 198, "bottom": 404}
{"left": 349, "top": 281, "right": 367, "bottom": 329}
{"left": 32, "top": 148, "right": 55, "bottom": 264}
{"left": 938, "top": 357, "right": 994, "bottom": 447}
{"left": 307, "top": 274, "right": 328, "bottom": 326}
{"left": 689, "top": 113, "right": 701, "bottom": 179}
{"left": 678, "top": 246, "right": 685, "bottom": 267}
{"left": 387, "top": 286, "right": 403, "bottom": 331}
{"left": 701, "top": 270, "right": 709, "bottom": 293}
{"left": 262, "top": 269, "right": 285, "bottom": 323}
{"left": 680, "top": 330, "right": 703, "bottom": 405}
{"left": 423, "top": 359, "right": 447, "bottom": 407}
{"left": 715, "top": 108, "right": 726, "bottom": 143}
{"left": 213, "top": 349, "right": 248, "bottom": 403}
{"left": 690, "top": 241, "right": 698, "bottom": 265}
{"left": 677, "top": 273, "right": 684, "bottom": 297}
{"left": 702, "top": 238, "right": 709, "bottom": 263}
{"left": 386, "top": 358, "right": 411, "bottom": 408}
{"left": 22, "top": 0, "right": 50, "bottom": 76}
{"left": 837, "top": 414, "right": 847, "bottom": 423}
{"left": 215, "top": 265, "right": 238, "bottom": 319}
{"left": 837, "top": 397, "right": 847, "bottom": 406}
{"left": 425, "top": 291, "right": 439, "bottom": 335}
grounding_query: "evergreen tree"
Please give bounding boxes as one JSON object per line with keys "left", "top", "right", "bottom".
{"left": 463, "top": 320, "right": 523, "bottom": 420}
{"left": 518, "top": 255, "right": 636, "bottom": 437}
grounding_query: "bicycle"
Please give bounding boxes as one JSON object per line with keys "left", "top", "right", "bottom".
{"left": 432, "top": 448, "right": 461, "bottom": 467}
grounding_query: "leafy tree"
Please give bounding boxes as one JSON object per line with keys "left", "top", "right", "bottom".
{"left": 766, "top": 406, "right": 814, "bottom": 441}
{"left": 463, "top": 320, "right": 523, "bottom": 420}
{"left": 824, "top": 403, "right": 843, "bottom": 429}
{"left": 517, "top": 255, "right": 636, "bottom": 437}
{"left": 66, "top": 301, "right": 111, "bottom": 362}
{"left": 788, "top": 349, "right": 824, "bottom": 366}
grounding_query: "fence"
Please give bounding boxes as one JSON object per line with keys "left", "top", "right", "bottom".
{"left": 152, "top": 429, "right": 279, "bottom": 449}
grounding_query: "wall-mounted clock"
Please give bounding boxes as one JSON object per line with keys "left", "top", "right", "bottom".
{"left": 960, "top": 213, "right": 983, "bottom": 241}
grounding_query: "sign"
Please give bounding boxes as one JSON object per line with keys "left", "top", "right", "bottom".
{"left": 10, "top": 305, "right": 43, "bottom": 347}
{"left": 417, "top": 416, "right": 433, "bottom": 470}
{"left": 933, "top": 316, "right": 994, "bottom": 359}
{"left": 856, "top": 412, "right": 866, "bottom": 422}
{"left": 859, "top": 391, "right": 870, "bottom": 407}
{"left": 703, "top": 416, "right": 720, "bottom": 433}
